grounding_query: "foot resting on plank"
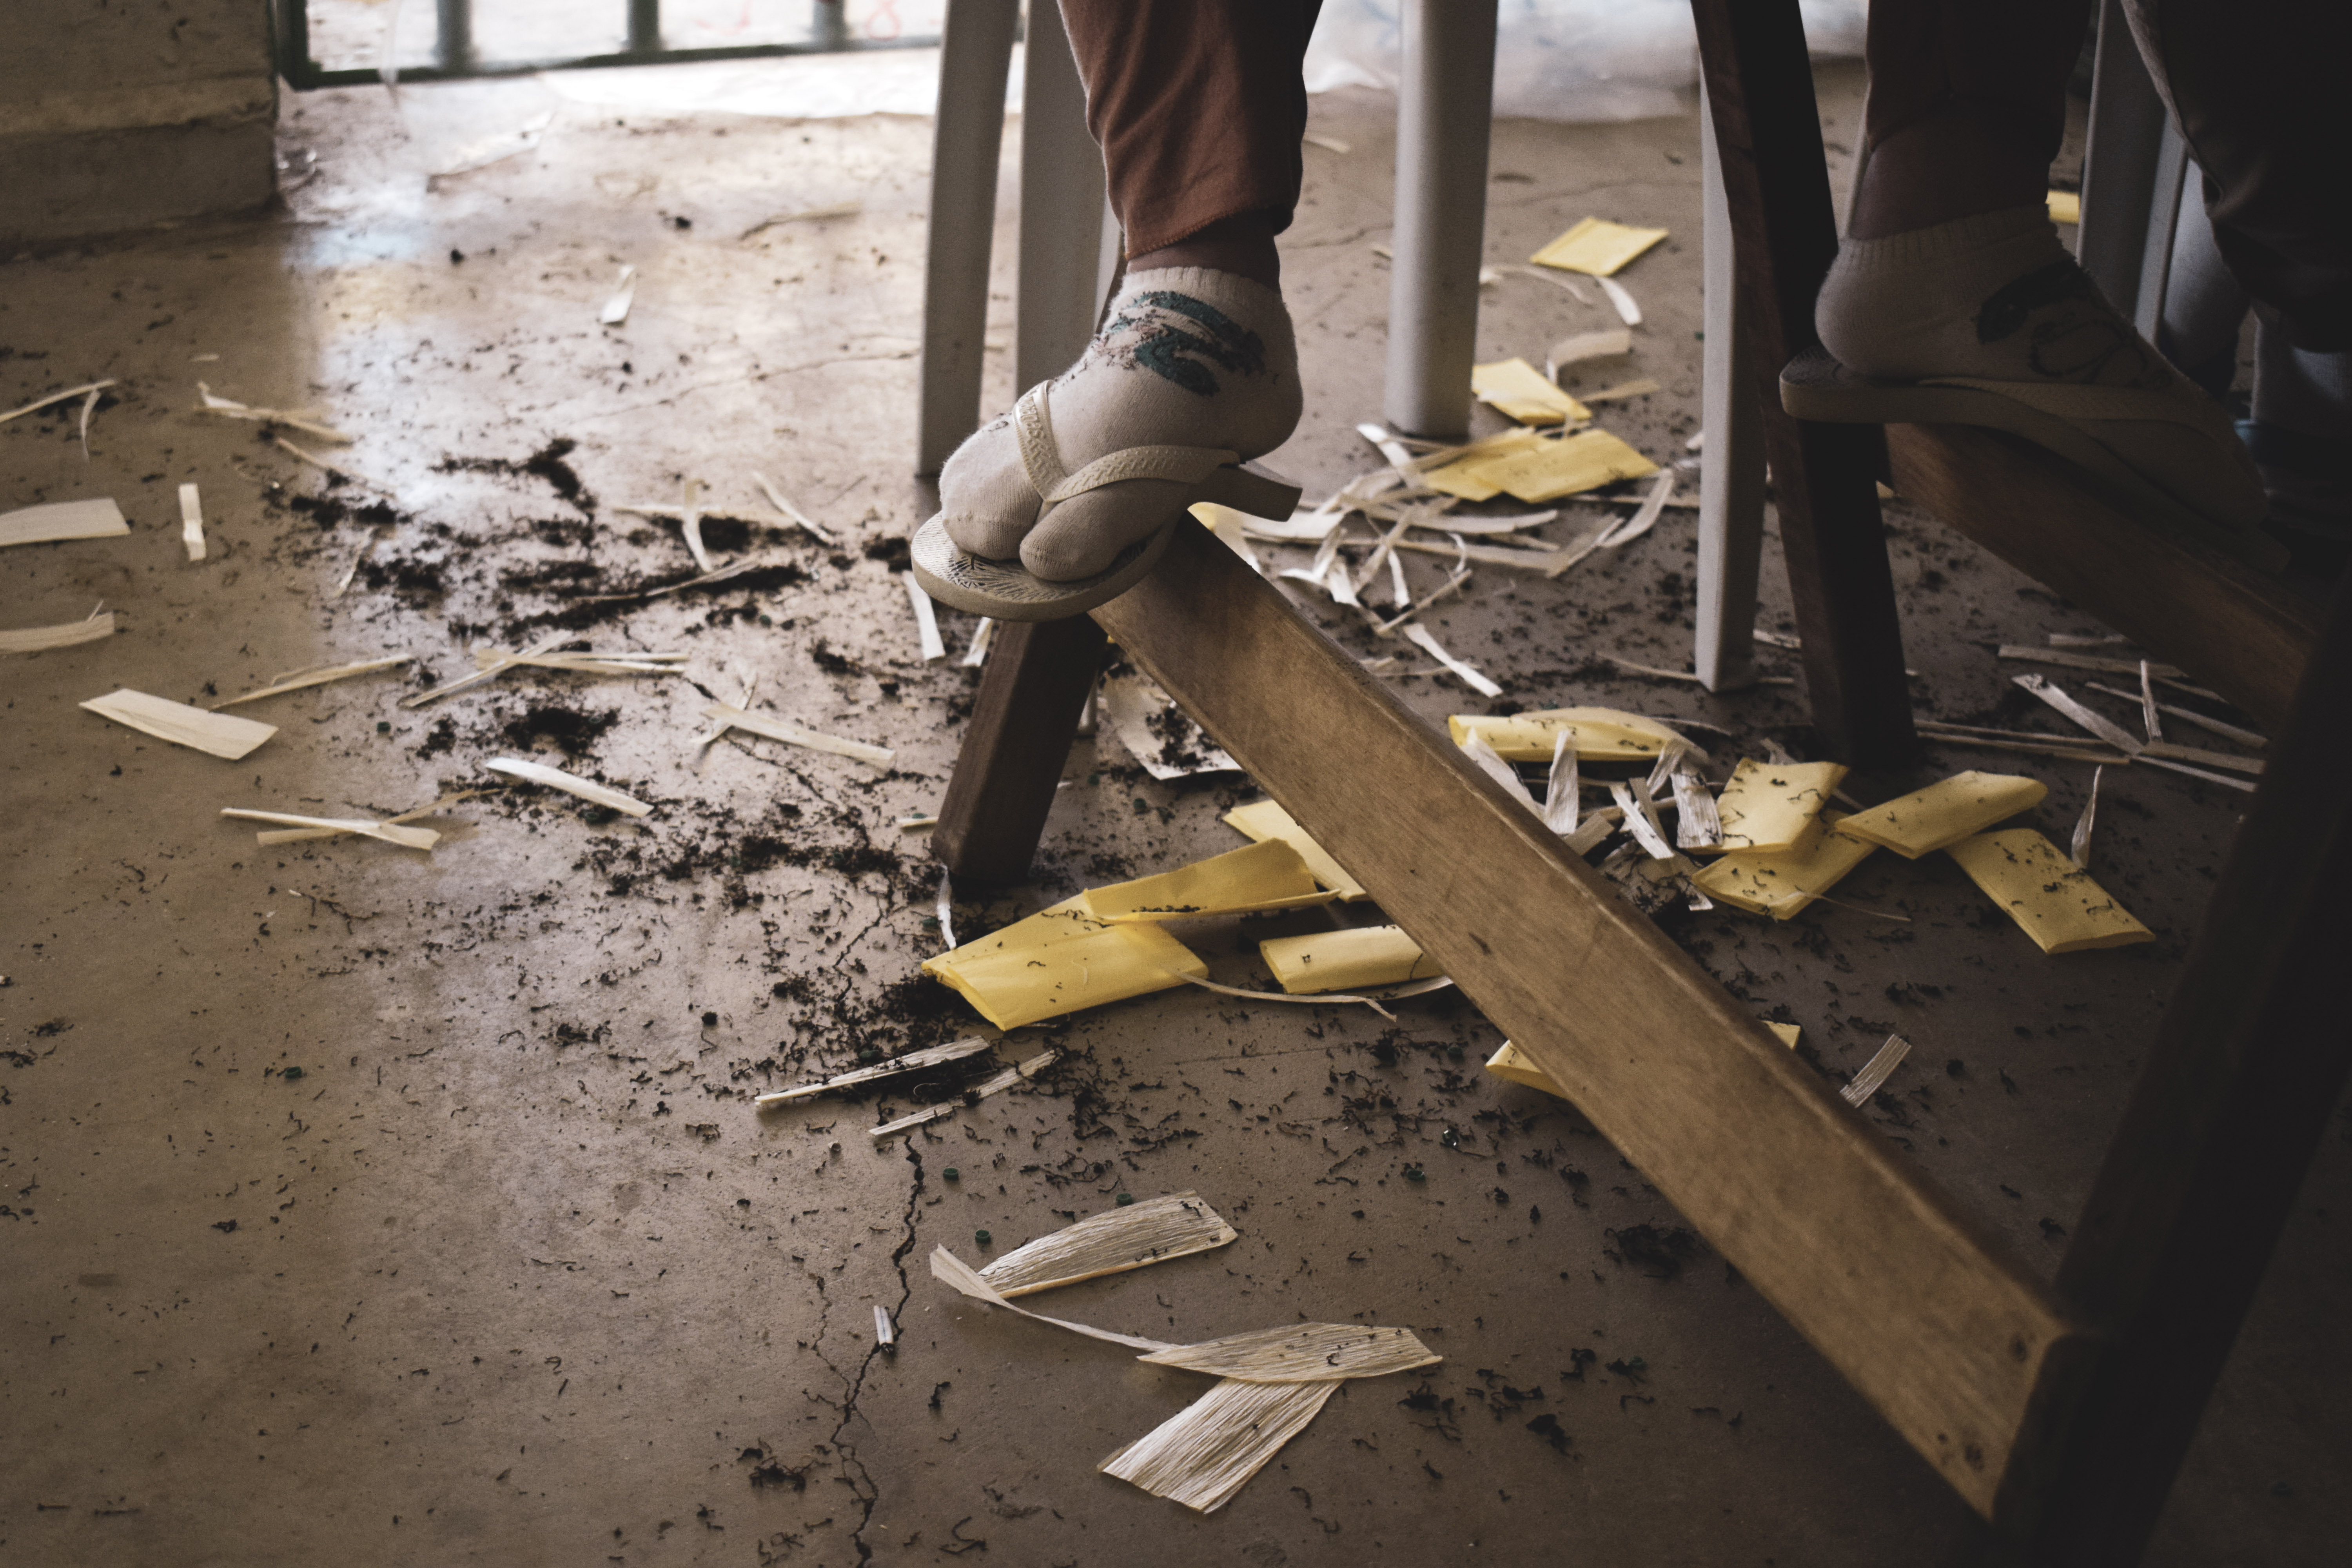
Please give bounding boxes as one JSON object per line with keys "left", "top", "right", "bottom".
{"left": 1801, "top": 206, "right": 2268, "bottom": 555}
{"left": 914, "top": 267, "right": 1302, "bottom": 620}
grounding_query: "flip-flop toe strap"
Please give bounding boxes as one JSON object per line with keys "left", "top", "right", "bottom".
{"left": 1043, "top": 444, "right": 1238, "bottom": 505}
{"left": 1014, "top": 383, "right": 1067, "bottom": 498}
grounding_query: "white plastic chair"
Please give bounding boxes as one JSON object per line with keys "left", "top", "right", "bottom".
{"left": 915, "top": 0, "right": 1502, "bottom": 478}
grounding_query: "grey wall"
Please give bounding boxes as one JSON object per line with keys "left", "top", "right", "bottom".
{"left": 1, "top": 0, "right": 277, "bottom": 246}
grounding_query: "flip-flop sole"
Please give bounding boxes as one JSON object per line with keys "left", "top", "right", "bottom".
{"left": 1780, "top": 345, "right": 2279, "bottom": 570}
{"left": 911, "top": 462, "right": 1303, "bottom": 622}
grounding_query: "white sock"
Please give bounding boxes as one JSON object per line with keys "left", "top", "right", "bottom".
{"left": 1816, "top": 207, "right": 2260, "bottom": 525}
{"left": 939, "top": 267, "right": 1300, "bottom": 581}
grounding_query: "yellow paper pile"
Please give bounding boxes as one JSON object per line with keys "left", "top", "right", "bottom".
{"left": 1530, "top": 217, "right": 1669, "bottom": 276}
{"left": 1259, "top": 926, "right": 1437, "bottom": 995}
{"left": 1689, "top": 811, "right": 1878, "bottom": 919}
{"left": 1471, "top": 358, "right": 1591, "bottom": 426}
{"left": 1222, "top": 799, "right": 1367, "bottom": 900}
{"left": 1706, "top": 759, "right": 1849, "bottom": 853}
{"left": 1837, "top": 771, "right": 2046, "bottom": 857}
{"left": 1425, "top": 428, "right": 1658, "bottom": 504}
{"left": 1946, "top": 830, "right": 2155, "bottom": 953}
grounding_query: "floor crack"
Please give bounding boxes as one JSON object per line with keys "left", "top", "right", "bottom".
{"left": 837, "top": 1140, "right": 926, "bottom": 1563}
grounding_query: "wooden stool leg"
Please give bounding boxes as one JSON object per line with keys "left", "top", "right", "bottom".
{"left": 929, "top": 616, "right": 1108, "bottom": 886}
{"left": 1691, "top": 0, "right": 1917, "bottom": 769}
{"left": 2023, "top": 572, "right": 2352, "bottom": 1561}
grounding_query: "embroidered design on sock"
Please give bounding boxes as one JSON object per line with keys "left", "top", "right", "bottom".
{"left": 1103, "top": 291, "right": 1269, "bottom": 396}
{"left": 1976, "top": 260, "right": 2165, "bottom": 387}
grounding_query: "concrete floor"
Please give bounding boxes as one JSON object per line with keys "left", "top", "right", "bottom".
{"left": 4, "top": 61, "right": 2346, "bottom": 1568}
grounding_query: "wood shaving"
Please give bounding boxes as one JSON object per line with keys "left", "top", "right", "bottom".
{"left": 2071, "top": 765, "right": 2103, "bottom": 869}
{"left": 980, "top": 1192, "right": 1239, "bottom": 1298}
{"left": 960, "top": 616, "right": 996, "bottom": 668}
{"left": 871, "top": 1050, "right": 1058, "bottom": 1140}
{"left": 81, "top": 688, "right": 275, "bottom": 759}
{"left": 1, "top": 609, "right": 115, "bottom": 655}
{"left": 1543, "top": 730, "right": 1580, "bottom": 834}
{"left": 1597, "top": 471, "right": 1675, "bottom": 548}
{"left": 1544, "top": 327, "right": 1633, "bottom": 380}
{"left": 1402, "top": 623, "right": 1501, "bottom": 697}
{"left": 1099, "top": 1379, "right": 1339, "bottom": 1513}
{"left": 902, "top": 571, "right": 946, "bottom": 661}
{"left": 754, "top": 1036, "right": 995, "bottom": 1107}
{"left": 1597, "top": 275, "right": 1643, "bottom": 326}
{"left": 0, "top": 379, "right": 116, "bottom": 427}
{"left": 739, "top": 199, "right": 862, "bottom": 240}
{"left": 214, "top": 655, "right": 412, "bottom": 708}
{"left": 599, "top": 265, "right": 637, "bottom": 325}
{"left": 2013, "top": 673, "right": 2144, "bottom": 754}
{"left": 1, "top": 497, "right": 129, "bottom": 549}
{"left": 1840, "top": 1035, "right": 1911, "bottom": 1106}
{"left": 253, "top": 789, "right": 491, "bottom": 845}
{"left": 220, "top": 808, "right": 437, "bottom": 851}
{"left": 928, "top": 1242, "right": 1177, "bottom": 1352}
{"left": 1456, "top": 728, "right": 1539, "bottom": 814}
{"left": 701, "top": 702, "right": 895, "bottom": 766}
{"left": 2083, "top": 684, "right": 2265, "bottom": 749}
{"left": 1140, "top": 1323, "right": 1440, "bottom": 1383}
{"left": 194, "top": 383, "right": 351, "bottom": 443}
{"left": 485, "top": 756, "right": 652, "bottom": 817}
{"left": 1671, "top": 763, "right": 1721, "bottom": 849}
{"left": 750, "top": 471, "right": 838, "bottom": 544}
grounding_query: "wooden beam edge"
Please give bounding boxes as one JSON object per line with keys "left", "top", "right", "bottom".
{"left": 1092, "top": 526, "right": 2086, "bottom": 1520}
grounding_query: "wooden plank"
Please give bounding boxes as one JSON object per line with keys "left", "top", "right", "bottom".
{"left": 2032, "top": 576, "right": 2352, "bottom": 1562}
{"left": 1692, "top": 0, "right": 1916, "bottom": 768}
{"left": 1887, "top": 423, "right": 2318, "bottom": 730}
{"left": 929, "top": 615, "right": 1106, "bottom": 885}
{"left": 1093, "top": 523, "right": 2085, "bottom": 1522}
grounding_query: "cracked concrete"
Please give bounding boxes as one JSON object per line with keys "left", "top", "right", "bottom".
{"left": 3, "top": 55, "right": 2348, "bottom": 1568}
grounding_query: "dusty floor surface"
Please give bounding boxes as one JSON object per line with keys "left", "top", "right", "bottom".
{"left": 4, "top": 60, "right": 2347, "bottom": 1568}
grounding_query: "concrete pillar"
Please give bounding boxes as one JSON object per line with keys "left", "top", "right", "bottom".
{"left": 1, "top": 0, "right": 277, "bottom": 247}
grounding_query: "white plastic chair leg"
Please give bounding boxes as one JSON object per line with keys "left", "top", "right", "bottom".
{"left": 1693, "top": 82, "right": 1767, "bottom": 693}
{"left": 917, "top": 0, "right": 1020, "bottom": 477}
{"left": 1014, "top": 0, "right": 1109, "bottom": 394}
{"left": 1382, "top": 0, "right": 1497, "bottom": 439}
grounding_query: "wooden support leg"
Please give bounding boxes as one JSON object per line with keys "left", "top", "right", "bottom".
{"left": 1690, "top": 0, "right": 1917, "bottom": 768}
{"left": 2027, "top": 572, "right": 2352, "bottom": 1561}
{"left": 1096, "top": 522, "right": 2083, "bottom": 1523}
{"left": 929, "top": 616, "right": 1107, "bottom": 886}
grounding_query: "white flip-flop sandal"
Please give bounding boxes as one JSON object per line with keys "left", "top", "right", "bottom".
{"left": 912, "top": 382, "right": 1302, "bottom": 621}
{"left": 1780, "top": 344, "right": 2280, "bottom": 569}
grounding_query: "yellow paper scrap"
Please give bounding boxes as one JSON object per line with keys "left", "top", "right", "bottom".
{"left": 1468, "top": 428, "right": 1659, "bottom": 504}
{"left": 1946, "top": 829, "right": 2154, "bottom": 954}
{"left": 2047, "top": 189, "right": 2081, "bottom": 225}
{"left": 1448, "top": 706, "right": 1684, "bottom": 763}
{"left": 1421, "top": 427, "right": 1548, "bottom": 501}
{"left": 1530, "top": 216, "right": 1669, "bottom": 277}
{"left": 1838, "top": 771, "right": 2048, "bottom": 859}
{"left": 1689, "top": 811, "right": 1878, "bottom": 918}
{"left": 1222, "top": 798, "right": 1367, "bottom": 901}
{"left": 1259, "top": 926, "right": 1439, "bottom": 995}
{"left": 1470, "top": 358, "right": 1591, "bottom": 426}
{"left": 1487, "top": 1022, "right": 1798, "bottom": 1097}
{"left": 1707, "top": 759, "right": 1849, "bottom": 852}
{"left": 1081, "top": 840, "right": 1331, "bottom": 924}
{"left": 921, "top": 897, "right": 1210, "bottom": 1030}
